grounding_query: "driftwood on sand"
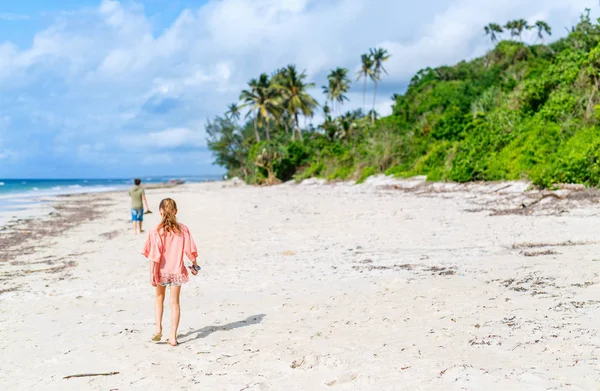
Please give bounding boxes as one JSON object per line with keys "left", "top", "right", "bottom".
{"left": 63, "top": 372, "right": 119, "bottom": 380}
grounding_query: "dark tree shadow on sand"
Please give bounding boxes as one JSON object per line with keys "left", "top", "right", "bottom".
{"left": 179, "top": 314, "right": 266, "bottom": 343}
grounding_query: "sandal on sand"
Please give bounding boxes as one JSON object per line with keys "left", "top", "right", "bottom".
{"left": 151, "top": 333, "right": 162, "bottom": 342}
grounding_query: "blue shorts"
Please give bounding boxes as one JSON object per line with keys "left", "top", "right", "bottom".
{"left": 131, "top": 208, "right": 144, "bottom": 221}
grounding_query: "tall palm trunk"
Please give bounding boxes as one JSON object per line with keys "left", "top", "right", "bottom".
{"left": 253, "top": 115, "right": 260, "bottom": 142}
{"left": 294, "top": 113, "right": 303, "bottom": 141}
{"left": 363, "top": 78, "right": 367, "bottom": 112}
{"left": 265, "top": 119, "right": 271, "bottom": 141}
{"left": 371, "top": 81, "right": 378, "bottom": 123}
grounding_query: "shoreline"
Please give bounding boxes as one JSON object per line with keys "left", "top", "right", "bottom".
{"left": 0, "top": 182, "right": 199, "bottom": 295}
{"left": 2, "top": 176, "right": 598, "bottom": 296}
{"left": 0, "top": 181, "right": 199, "bottom": 228}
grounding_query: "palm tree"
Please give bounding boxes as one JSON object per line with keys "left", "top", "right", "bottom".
{"left": 240, "top": 74, "right": 281, "bottom": 142}
{"left": 369, "top": 47, "right": 391, "bottom": 123}
{"left": 484, "top": 23, "right": 504, "bottom": 44}
{"left": 529, "top": 20, "right": 552, "bottom": 43}
{"left": 505, "top": 19, "right": 529, "bottom": 41}
{"left": 504, "top": 21, "right": 515, "bottom": 39}
{"left": 272, "top": 65, "right": 318, "bottom": 141}
{"left": 514, "top": 19, "right": 529, "bottom": 41}
{"left": 239, "top": 79, "right": 261, "bottom": 142}
{"left": 323, "top": 67, "right": 351, "bottom": 116}
{"left": 322, "top": 84, "right": 334, "bottom": 114}
{"left": 226, "top": 103, "right": 241, "bottom": 121}
{"left": 357, "top": 53, "right": 374, "bottom": 113}
{"left": 319, "top": 103, "right": 337, "bottom": 140}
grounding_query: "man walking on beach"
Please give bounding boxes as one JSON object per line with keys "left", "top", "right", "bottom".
{"left": 129, "top": 178, "right": 151, "bottom": 234}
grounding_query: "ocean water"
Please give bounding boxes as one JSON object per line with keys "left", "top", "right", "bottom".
{"left": 0, "top": 175, "right": 223, "bottom": 214}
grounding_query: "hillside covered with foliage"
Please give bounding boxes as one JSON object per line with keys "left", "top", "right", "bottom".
{"left": 208, "top": 10, "right": 600, "bottom": 187}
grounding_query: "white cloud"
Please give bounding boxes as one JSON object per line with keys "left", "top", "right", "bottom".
{"left": 0, "top": 149, "right": 17, "bottom": 161}
{"left": 143, "top": 153, "right": 172, "bottom": 165}
{"left": 0, "top": 13, "right": 29, "bottom": 21}
{"left": 121, "top": 127, "right": 205, "bottom": 149}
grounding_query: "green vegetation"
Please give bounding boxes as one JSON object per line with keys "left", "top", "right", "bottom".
{"left": 208, "top": 9, "right": 600, "bottom": 187}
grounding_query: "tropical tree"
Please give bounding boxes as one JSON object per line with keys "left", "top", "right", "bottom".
{"left": 505, "top": 19, "right": 529, "bottom": 41}
{"left": 515, "top": 19, "right": 529, "bottom": 41}
{"left": 239, "top": 74, "right": 282, "bottom": 142}
{"left": 322, "top": 84, "right": 334, "bottom": 113}
{"left": 369, "top": 47, "right": 391, "bottom": 123}
{"left": 319, "top": 103, "right": 337, "bottom": 140}
{"left": 335, "top": 109, "right": 364, "bottom": 141}
{"left": 206, "top": 116, "right": 249, "bottom": 179}
{"left": 357, "top": 53, "right": 374, "bottom": 112}
{"left": 273, "top": 65, "right": 319, "bottom": 141}
{"left": 484, "top": 23, "right": 504, "bottom": 44}
{"left": 529, "top": 20, "right": 552, "bottom": 43}
{"left": 322, "top": 67, "right": 351, "bottom": 116}
{"left": 226, "top": 103, "right": 241, "bottom": 121}
{"left": 504, "top": 20, "right": 517, "bottom": 40}
{"left": 252, "top": 141, "right": 286, "bottom": 185}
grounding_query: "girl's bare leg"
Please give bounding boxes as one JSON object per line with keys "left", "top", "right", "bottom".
{"left": 169, "top": 285, "right": 182, "bottom": 346}
{"left": 155, "top": 285, "right": 166, "bottom": 335}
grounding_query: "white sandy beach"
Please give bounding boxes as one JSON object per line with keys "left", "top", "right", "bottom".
{"left": 2, "top": 178, "right": 600, "bottom": 390}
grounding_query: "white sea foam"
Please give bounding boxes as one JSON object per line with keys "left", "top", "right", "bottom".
{"left": 0, "top": 182, "right": 4, "bottom": 186}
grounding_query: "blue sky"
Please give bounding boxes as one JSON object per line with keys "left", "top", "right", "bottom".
{"left": 0, "top": 0, "right": 596, "bottom": 178}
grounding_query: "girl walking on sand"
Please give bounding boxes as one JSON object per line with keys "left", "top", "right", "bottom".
{"left": 142, "top": 198, "right": 200, "bottom": 346}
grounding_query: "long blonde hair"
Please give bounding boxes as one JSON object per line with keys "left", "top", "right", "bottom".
{"left": 158, "top": 198, "right": 181, "bottom": 234}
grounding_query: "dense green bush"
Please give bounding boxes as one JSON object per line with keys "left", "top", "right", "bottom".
{"left": 208, "top": 10, "right": 600, "bottom": 188}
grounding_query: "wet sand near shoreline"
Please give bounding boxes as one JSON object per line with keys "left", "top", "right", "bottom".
{"left": 1, "top": 178, "right": 600, "bottom": 390}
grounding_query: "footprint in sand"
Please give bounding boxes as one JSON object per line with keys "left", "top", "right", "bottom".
{"left": 326, "top": 373, "right": 358, "bottom": 386}
{"left": 290, "top": 354, "right": 321, "bottom": 369}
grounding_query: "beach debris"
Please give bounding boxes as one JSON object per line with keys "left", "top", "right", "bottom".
{"left": 511, "top": 239, "right": 597, "bottom": 250}
{"left": 469, "top": 335, "right": 502, "bottom": 346}
{"left": 239, "top": 383, "right": 262, "bottom": 391}
{"left": 63, "top": 371, "right": 119, "bottom": 380}
{"left": 291, "top": 354, "right": 321, "bottom": 369}
{"left": 396, "top": 264, "right": 415, "bottom": 270}
{"left": 0, "top": 286, "right": 21, "bottom": 295}
{"left": 281, "top": 251, "right": 295, "bottom": 256}
{"left": 424, "top": 266, "right": 456, "bottom": 276}
{"left": 24, "top": 261, "right": 77, "bottom": 274}
{"left": 522, "top": 249, "right": 559, "bottom": 257}
{"left": 100, "top": 230, "right": 120, "bottom": 240}
{"left": 571, "top": 281, "right": 595, "bottom": 288}
{"left": 439, "top": 364, "right": 473, "bottom": 377}
{"left": 118, "top": 328, "right": 139, "bottom": 334}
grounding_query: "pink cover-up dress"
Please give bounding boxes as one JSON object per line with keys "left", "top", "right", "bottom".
{"left": 142, "top": 223, "right": 198, "bottom": 285}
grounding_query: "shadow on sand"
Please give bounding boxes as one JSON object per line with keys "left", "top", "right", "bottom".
{"left": 179, "top": 314, "right": 266, "bottom": 343}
